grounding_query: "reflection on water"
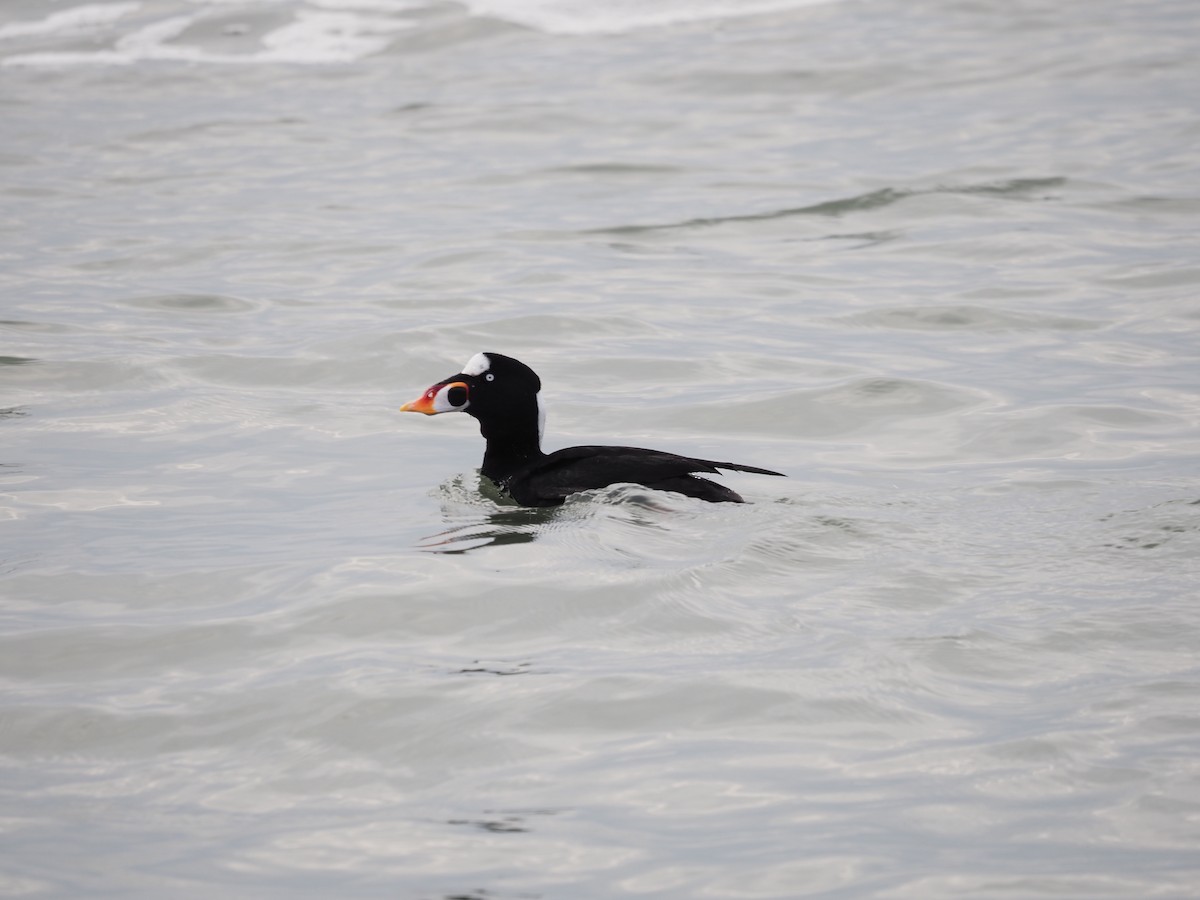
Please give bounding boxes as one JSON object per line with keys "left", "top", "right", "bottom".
{"left": 419, "top": 507, "right": 547, "bottom": 553}
{"left": 417, "top": 473, "right": 554, "bottom": 552}
{"left": 419, "top": 473, "right": 726, "bottom": 553}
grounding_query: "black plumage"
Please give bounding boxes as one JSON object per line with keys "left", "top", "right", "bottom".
{"left": 401, "top": 352, "right": 784, "bottom": 506}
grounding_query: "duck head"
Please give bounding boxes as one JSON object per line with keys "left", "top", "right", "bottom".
{"left": 401, "top": 351, "right": 546, "bottom": 448}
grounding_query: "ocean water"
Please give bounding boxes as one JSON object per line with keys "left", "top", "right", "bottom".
{"left": 2, "top": 0, "right": 1200, "bottom": 897}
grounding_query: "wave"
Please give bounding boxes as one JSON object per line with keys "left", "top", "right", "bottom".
{"left": 461, "top": 0, "right": 841, "bottom": 35}
{"left": 586, "top": 178, "right": 1069, "bottom": 236}
{"left": 0, "top": 0, "right": 843, "bottom": 67}
{"left": 0, "top": 1, "right": 419, "bottom": 67}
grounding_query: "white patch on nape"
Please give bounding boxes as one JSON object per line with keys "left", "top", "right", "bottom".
{"left": 461, "top": 352, "right": 490, "bottom": 376}
{"left": 536, "top": 392, "right": 547, "bottom": 446}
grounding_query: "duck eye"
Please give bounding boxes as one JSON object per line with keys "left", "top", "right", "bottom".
{"left": 447, "top": 385, "right": 468, "bottom": 407}
{"left": 485, "top": 373, "right": 495, "bottom": 382}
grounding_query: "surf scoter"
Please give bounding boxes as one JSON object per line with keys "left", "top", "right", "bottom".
{"left": 400, "top": 352, "right": 784, "bottom": 506}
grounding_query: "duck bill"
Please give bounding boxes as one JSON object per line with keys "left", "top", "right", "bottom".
{"left": 400, "top": 380, "right": 468, "bottom": 415}
{"left": 399, "top": 392, "right": 439, "bottom": 415}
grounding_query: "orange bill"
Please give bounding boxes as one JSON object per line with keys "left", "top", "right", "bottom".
{"left": 400, "top": 381, "right": 468, "bottom": 415}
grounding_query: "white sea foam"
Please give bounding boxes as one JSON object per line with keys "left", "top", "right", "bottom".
{"left": 0, "top": 2, "right": 141, "bottom": 41}
{"left": 306, "top": 0, "right": 427, "bottom": 10}
{"left": 460, "top": 0, "right": 839, "bottom": 35}
{"left": 257, "top": 10, "right": 413, "bottom": 62}
{"left": 2, "top": 2, "right": 415, "bottom": 66}
{"left": 1, "top": 0, "right": 842, "bottom": 67}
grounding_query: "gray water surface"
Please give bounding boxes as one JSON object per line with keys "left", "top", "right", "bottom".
{"left": 2, "top": 0, "right": 1200, "bottom": 897}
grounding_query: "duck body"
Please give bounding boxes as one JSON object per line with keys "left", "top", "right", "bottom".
{"left": 495, "top": 445, "right": 779, "bottom": 506}
{"left": 401, "top": 352, "right": 784, "bottom": 506}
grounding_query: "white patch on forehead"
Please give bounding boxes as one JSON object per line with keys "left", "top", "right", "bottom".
{"left": 461, "top": 352, "right": 490, "bottom": 376}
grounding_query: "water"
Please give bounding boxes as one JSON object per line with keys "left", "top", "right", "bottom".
{"left": 3, "top": 0, "right": 1200, "bottom": 897}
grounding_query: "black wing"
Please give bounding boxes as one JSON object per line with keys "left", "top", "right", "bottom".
{"left": 506, "top": 445, "right": 784, "bottom": 506}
